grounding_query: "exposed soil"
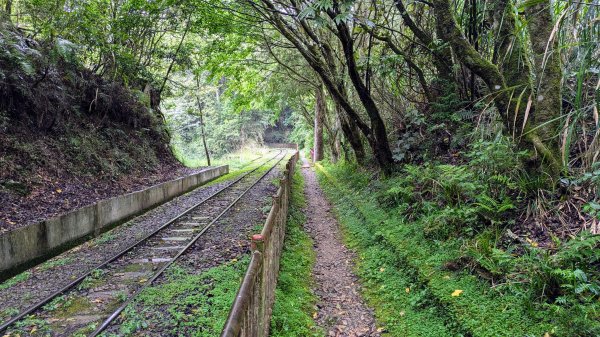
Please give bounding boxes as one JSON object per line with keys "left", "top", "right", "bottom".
{"left": 301, "top": 159, "right": 380, "bottom": 337}
{"left": 0, "top": 159, "right": 206, "bottom": 233}
{"left": 0, "top": 18, "right": 182, "bottom": 234}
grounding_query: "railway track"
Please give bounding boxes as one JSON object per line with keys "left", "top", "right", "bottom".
{"left": 0, "top": 150, "right": 289, "bottom": 336}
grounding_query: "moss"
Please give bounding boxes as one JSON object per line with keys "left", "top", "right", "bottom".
{"left": 270, "top": 165, "right": 321, "bottom": 337}
{"left": 0, "top": 271, "right": 31, "bottom": 290}
{"left": 314, "top": 162, "right": 595, "bottom": 337}
{"left": 115, "top": 258, "right": 249, "bottom": 336}
{"left": 53, "top": 297, "right": 94, "bottom": 318}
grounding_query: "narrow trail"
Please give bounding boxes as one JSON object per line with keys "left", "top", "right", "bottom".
{"left": 301, "top": 159, "right": 380, "bottom": 337}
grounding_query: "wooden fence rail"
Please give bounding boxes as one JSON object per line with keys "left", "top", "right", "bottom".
{"left": 221, "top": 151, "right": 299, "bottom": 337}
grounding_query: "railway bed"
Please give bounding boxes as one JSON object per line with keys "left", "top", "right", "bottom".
{"left": 0, "top": 149, "right": 291, "bottom": 336}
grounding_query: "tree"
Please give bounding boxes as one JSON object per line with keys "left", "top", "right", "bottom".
{"left": 432, "top": 0, "right": 562, "bottom": 177}
{"left": 246, "top": 0, "right": 395, "bottom": 173}
{"left": 314, "top": 85, "right": 325, "bottom": 162}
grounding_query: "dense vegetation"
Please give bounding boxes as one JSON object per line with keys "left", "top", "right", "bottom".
{"left": 1, "top": 0, "right": 599, "bottom": 335}
{"left": 0, "top": 12, "right": 174, "bottom": 221}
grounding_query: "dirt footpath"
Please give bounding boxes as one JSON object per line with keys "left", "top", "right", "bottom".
{"left": 301, "top": 160, "right": 380, "bottom": 337}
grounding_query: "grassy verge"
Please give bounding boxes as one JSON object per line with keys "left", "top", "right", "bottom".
{"left": 110, "top": 257, "right": 249, "bottom": 336}
{"left": 270, "top": 165, "right": 321, "bottom": 337}
{"left": 315, "top": 162, "right": 598, "bottom": 337}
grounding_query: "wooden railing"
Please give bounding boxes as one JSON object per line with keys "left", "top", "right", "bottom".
{"left": 221, "top": 151, "right": 299, "bottom": 337}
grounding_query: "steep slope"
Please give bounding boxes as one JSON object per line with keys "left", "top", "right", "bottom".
{"left": 0, "top": 16, "right": 198, "bottom": 232}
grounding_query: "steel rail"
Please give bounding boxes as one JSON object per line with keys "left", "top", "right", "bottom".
{"left": 90, "top": 150, "right": 288, "bottom": 336}
{"left": 0, "top": 150, "right": 285, "bottom": 334}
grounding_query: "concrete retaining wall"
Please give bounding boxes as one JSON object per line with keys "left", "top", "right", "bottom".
{"left": 0, "top": 165, "right": 228, "bottom": 274}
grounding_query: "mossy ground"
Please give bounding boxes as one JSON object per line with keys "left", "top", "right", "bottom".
{"left": 270, "top": 165, "right": 321, "bottom": 337}
{"left": 315, "top": 162, "right": 598, "bottom": 337}
{"left": 109, "top": 258, "right": 249, "bottom": 337}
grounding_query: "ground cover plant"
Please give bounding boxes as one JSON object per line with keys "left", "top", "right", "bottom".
{"left": 109, "top": 258, "right": 249, "bottom": 337}
{"left": 316, "top": 146, "right": 599, "bottom": 336}
{"left": 270, "top": 165, "right": 321, "bottom": 337}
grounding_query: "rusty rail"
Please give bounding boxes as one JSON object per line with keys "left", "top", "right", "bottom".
{"left": 221, "top": 150, "right": 299, "bottom": 337}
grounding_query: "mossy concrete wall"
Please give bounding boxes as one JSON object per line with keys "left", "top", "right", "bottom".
{"left": 0, "top": 165, "right": 228, "bottom": 273}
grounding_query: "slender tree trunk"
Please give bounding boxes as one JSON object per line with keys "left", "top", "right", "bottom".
{"left": 4, "top": 0, "right": 11, "bottom": 15}
{"left": 199, "top": 110, "right": 211, "bottom": 166}
{"left": 330, "top": 115, "right": 341, "bottom": 163}
{"left": 314, "top": 86, "right": 325, "bottom": 162}
{"left": 159, "top": 15, "right": 191, "bottom": 97}
{"left": 195, "top": 78, "right": 211, "bottom": 167}
{"left": 394, "top": 0, "right": 456, "bottom": 93}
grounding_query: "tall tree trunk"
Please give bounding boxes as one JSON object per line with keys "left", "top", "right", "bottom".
{"left": 525, "top": 0, "right": 562, "bottom": 163}
{"left": 330, "top": 115, "right": 341, "bottom": 163}
{"left": 4, "top": 0, "right": 11, "bottom": 15}
{"left": 196, "top": 79, "right": 211, "bottom": 167}
{"left": 335, "top": 101, "right": 365, "bottom": 164}
{"left": 334, "top": 18, "right": 394, "bottom": 173}
{"left": 432, "top": 0, "right": 562, "bottom": 177}
{"left": 314, "top": 86, "right": 325, "bottom": 162}
{"left": 491, "top": 0, "right": 532, "bottom": 134}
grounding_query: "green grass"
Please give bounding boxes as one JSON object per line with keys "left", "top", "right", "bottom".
{"left": 173, "top": 146, "right": 268, "bottom": 170}
{"left": 0, "top": 271, "right": 31, "bottom": 290}
{"left": 270, "top": 165, "right": 321, "bottom": 337}
{"left": 315, "top": 162, "right": 595, "bottom": 337}
{"left": 111, "top": 257, "right": 249, "bottom": 337}
{"left": 38, "top": 257, "right": 72, "bottom": 271}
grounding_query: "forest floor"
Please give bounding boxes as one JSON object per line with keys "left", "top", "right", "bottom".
{"left": 301, "top": 158, "right": 381, "bottom": 337}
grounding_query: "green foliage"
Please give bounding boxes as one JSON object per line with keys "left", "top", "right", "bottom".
{"left": 0, "top": 271, "right": 31, "bottom": 290}
{"left": 317, "top": 162, "right": 600, "bottom": 336}
{"left": 270, "top": 166, "right": 320, "bottom": 337}
{"left": 468, "top": 137, "right": 525, "bottom": 199}
{"left": 115, "top": 258, "right": 249, "bottom": 336}
{"left": 42, "top": 295, "right": 72, "bottom": 312}
{"left": 164, "top": 72, "right": 274, "bottom": 166}
{"left": 577, "top": 162, "right": 600, "bottom": 219}
{"left": 78, "top": 269, "right": 106, "bottom": 290}
{"left": 38, "top": 257, "right": 72, "bottom": 271}
{"left": 0, "top": 307, "right": 19, "bottom": 321}
{"left": 464, "top": 229, "right": 514, "bottom": 278}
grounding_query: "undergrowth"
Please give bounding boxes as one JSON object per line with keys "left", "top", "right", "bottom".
{"left": 315, "top": 138, "right": 599, "bottom": 337}
{"left": 0, "top": 17, "right": 171, "bottom": 201}
{"left": 109, "top": 258, "right": 248, "bottom": 337}
{"left": 270, "top": 164, "right": 320, "bottom": 337}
